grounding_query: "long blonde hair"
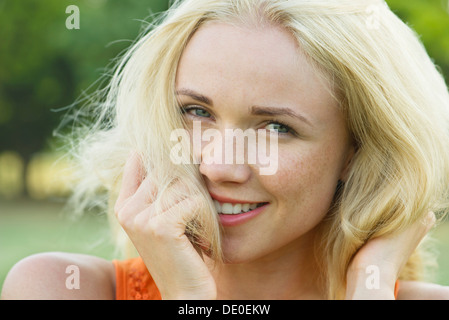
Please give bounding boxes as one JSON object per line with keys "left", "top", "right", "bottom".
{"left": 63, "top": 0, "right": 449, "bottom": 299}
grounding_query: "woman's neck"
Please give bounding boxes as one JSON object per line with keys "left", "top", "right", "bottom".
{"left": 207, "top": 229, "right": 325, "bottom": 300}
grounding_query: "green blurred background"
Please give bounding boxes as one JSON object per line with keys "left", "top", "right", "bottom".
{"left": 1, "top": 0, "right": 449, "bottom": 294}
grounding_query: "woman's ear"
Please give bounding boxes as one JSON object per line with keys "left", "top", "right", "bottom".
{"left": 339, "top": 144, "right": 357, "bottom": 183}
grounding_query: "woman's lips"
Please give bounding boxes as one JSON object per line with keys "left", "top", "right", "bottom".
{"left": 209, "top": 192, "right": 262, "bottom": 204}
{"left": 209, "top": 192, "right": 269, "bottom": 227}
{"left": 217, "top": 203, "right": 269, "bottom": 227}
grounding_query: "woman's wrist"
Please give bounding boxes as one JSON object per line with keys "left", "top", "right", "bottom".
{"left": 345, "top": 264, "right": 397, "bottom": 300}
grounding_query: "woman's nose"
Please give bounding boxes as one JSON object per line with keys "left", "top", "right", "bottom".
{"left": 196, "top": 129, "right": 252, "bottom": 184}
{"left": 199, "top": 161, "right": 252, "bottom": 184}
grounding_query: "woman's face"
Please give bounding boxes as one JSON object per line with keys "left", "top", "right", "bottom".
{"left": 176, "top": 22, "right": 354, "bottom": 263}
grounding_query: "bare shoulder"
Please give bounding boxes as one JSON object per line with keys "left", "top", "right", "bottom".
{"left": 397, "top": 280, "right": 449, "bottom": 300}
{"left": 1, "top": 252, "right": 116, "bottom": 300}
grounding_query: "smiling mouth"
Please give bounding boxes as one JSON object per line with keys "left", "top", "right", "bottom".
{"left": 213, "top": 200, "right": 268, "bottom": 215}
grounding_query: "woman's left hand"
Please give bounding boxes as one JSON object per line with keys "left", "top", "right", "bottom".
{"left": 345, "top": 211, "right": 436, "bottom": 299}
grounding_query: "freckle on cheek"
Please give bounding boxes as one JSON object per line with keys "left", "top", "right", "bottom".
{"left": 270, "top": 153, "right": 333, "bottom": 200}
{"left": 268, "top": 157, "right": 306, "bottom": 194}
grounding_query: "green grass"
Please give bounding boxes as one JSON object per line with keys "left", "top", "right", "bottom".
{"left": 1, "top": 198, "right": 449, "bottom": 296}
{"left": 0, "top": 198, "right": 116, "bottom": 291}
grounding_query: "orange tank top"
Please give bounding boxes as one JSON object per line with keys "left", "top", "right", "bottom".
{"left": 113, "top": 257, "right": 161, "bottom": 300}
{"left": 113, "top": 257, "right": 400, "bottom": 300}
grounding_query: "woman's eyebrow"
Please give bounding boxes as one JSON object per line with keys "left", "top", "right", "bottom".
{"left": 176, "top": 88, "right": 213, "bottom": 106}
{"left": 250, "top": 105, "right": 314, "bottom": 127}
{"left": 176, "top": 88, "right": 313, "bottom": 127}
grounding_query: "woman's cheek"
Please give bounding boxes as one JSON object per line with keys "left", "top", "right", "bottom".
{"left": 263, "top": 146, "right": 340, "bottom": 217}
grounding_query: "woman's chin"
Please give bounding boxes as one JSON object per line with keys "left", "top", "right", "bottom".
{"left": 219, "top": 239, "right": 265, "bottom": 265}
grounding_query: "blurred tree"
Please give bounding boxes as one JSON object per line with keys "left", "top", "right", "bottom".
{"left": 0, "top": 1, "right": 66, "bottom": 173}
{"left": 0, "top": 0, "right": 169, "bottom": 196}
{"left": 386, "top": 0, "right": 449, "bottom": 85}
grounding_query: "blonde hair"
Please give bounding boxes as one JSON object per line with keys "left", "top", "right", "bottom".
{"left": 63, "top": 0, "right": 449, "bottom": 299}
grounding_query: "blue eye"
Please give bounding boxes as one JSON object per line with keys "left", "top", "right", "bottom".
{"left": 265, "top": 121, "right": 291, "bottom": 134}
{"left": 181, "top": 106, "right": 211, "bottom": 118}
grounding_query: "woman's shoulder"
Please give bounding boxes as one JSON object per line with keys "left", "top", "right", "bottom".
{"left": 1, "top": 252, "right": 116, "bottom": 300}
{"left": 396, "top": 280, "right": 449, "bottom": 300}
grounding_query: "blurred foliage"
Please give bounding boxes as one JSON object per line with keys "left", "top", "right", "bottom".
{"left": 0, "top": 0, "right": 448, "bottom": 198}
{"left": 0, "top": 0, "right": 170, "bottom": 165}
{"left": 0, "top": 151, "right": 24, "bottom": 197}
{"left": 386, "top": 0, "right": 449, "bottom": 84}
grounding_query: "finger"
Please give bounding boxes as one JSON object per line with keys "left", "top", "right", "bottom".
{"left": 396, "top": 211, "right": 436, "bottom": 258}
{"left": 156, "top": 178, "right": 193, "bottom": 212}
{"left": 162, "top": 194, "right": 203, "bottom": 227}
{"left": 408, "top": 211, "right": 436, "bottom": 241}
{"left": 130, "top": 175, "right": 158, "bottom": 206}
{"left": 115, "top": 152, "right": 146, "bottom": 211}
{"left": 133, "top": 194, "right": 203, "bottom": 242}
{"left": 168, "top": 195, "right": 210, "bottom": 256}
{"left": 421, "top": 211, "right": 436, "bottom": 232}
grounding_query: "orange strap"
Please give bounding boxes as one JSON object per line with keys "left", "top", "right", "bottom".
{"left": 394, "top": 280, "right": 400, "bottom": 300}
{"left": 113, "top": 257, "right": 161, "bottom": 300}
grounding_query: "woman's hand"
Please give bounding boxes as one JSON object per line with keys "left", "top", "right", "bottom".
{"left": 346, "top": 211, "right": 436, "bottom": 299}
{"left": 114, "top": 152, "right": 217, "bottom": 299}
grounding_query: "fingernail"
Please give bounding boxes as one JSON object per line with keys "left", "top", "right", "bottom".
{"left": 421, "top": 211, "right": 436, "bottom": 229}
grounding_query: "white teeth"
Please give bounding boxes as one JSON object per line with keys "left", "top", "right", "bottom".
{"left": 221, "top": 203, "right": 234, "bottom": 214}
{"left": 214, "top": 200, "right": 220, "bottom": 213}
{"left": 213, "top": 200, "right": 265, "bottom": 215}
{"left": 232, "top": 204, "right": 242, "bottom": 214}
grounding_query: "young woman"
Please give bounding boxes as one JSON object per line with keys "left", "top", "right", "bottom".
{"left": 3, "top": 0, "right": 449, "bottom": 300}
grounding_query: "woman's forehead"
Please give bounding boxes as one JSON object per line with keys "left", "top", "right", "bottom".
{"left": 176, "top": 22, "right": 340, "bottom": 125}
{"left": 178, "top": 22, "right": 300, "bottom": 76}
